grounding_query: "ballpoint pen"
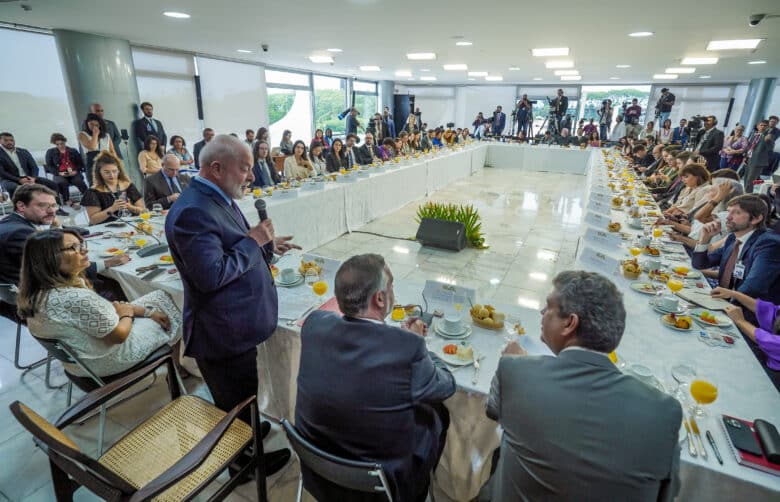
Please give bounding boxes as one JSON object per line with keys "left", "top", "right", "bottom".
{"left": 706, "top": 430, "right": 724, "bottom": 465}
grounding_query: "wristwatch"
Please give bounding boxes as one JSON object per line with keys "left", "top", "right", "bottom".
{"left": 143, "top": 305, "right": 155, "bottom": 318}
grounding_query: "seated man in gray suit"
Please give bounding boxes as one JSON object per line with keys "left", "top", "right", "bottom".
{"left": 295, "top": 254, "right": 456, "bottom": 502}
{"left": 143, "top": 154, "right": 190, "bottom": 210}
{"left": 483, "top": 271, "right": 682, "bottom": 502}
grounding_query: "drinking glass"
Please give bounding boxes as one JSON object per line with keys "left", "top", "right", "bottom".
{"left": 653, "top": 227, "right": 663, "bottom": 239}
{"left": 667, "top": 277, "right": 684, "bottom": 294}
{"left": 118, "top": 192, "right": 129, "bottom": 218}
{"left": 312, "top": 281, "right": 328, "bottom": 305}
{"left": 139, "top": 211, "right": 151, "bottom": 221}
{"left": 0, "top": 185, "right": 9, "bottom": 215}
{"left": 152, "top": 203, "right": 163, "bottom": 214}
{"left": 304, "top": 268, "right": 319, "bottom": 288}
{"left": 629, "top": 246, "right": 642, "bottom": 257}
{"left": 671, "top": 364, "right": 696, "bottom": 402}
{"left": 689, "top": 379, "right": 718, "bottom": 417}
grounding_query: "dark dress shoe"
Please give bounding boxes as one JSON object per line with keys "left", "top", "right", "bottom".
{"left": 260, "top": 420, "right": 271, "bottom": 439}
{"left": 231, "top": 448, "right": 292, "bottom": 484}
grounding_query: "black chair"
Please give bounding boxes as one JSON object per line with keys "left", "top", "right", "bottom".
{"left": 32, "top": 335, "right": 183, "bottom": 455}
{"left": 280, "top": 419, "right": 393, "bottom": 502}
{"left": 0, "top": 283, "right": 48, "bottom": 371}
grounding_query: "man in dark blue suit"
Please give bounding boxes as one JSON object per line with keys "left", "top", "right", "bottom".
{"left": 192, "top": 128, "right": 215, "bottom": 170}
{"left": 0, "top": 133, "right": 62, "bottom": 207}
{"left": 492, "top": 106, "right": 506, "bottom": 135}
{"left": 165, "top": 134, "right": 299, "bottom": 479}
{"left": 693, "top": 194, "right": 780, "bottom": 313}
{"left": 295, "top": 254, "right": 455, "bottom": 501}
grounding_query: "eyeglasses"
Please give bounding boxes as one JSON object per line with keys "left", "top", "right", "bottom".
{"left": 61, "top": 242, "right": 89, "bottom": 254}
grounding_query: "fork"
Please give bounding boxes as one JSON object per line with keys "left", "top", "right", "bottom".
{"left": 472, "top": 351, "right": 481, "bottom": 384}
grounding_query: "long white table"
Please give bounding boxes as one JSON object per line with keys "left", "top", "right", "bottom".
{"left": 88, "top": 145, "right": 780, "bottom": 501}
{"left": 486, "top": 142, "right": 593, "bottom": 174}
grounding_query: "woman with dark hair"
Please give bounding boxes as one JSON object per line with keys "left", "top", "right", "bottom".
{"left": 663, "top": 163, "right": 713, "bottom": 217}
{"left": 17, "top": 228, "right": 181, "bottom": 378}
{"left": 167, "top": 135, "right": 194, "bottom": 167}
{"left": 309, "top": 141, "right": 327, "bottom": 175}
{"left": 323, "top": 128, "right": 334, "bottom": 148}
{"left": 255, "top": 126, "right": 270, "bottom": 145}
{"left": 44, "top": 133, "right": 87, "bottom": 206}
{"left": 280, "top": 130, "right": 294, "bottom": 154}
{"left": 78, "top": 113, "right": 116, "bottom": 182}
{"left": 311, "top": 129, "right": 327, "bottom": 152}
{"left": 658, "top": 119, "right": 673, "bottom": 145}
{"left": 82, "top": 151, "right": 144, "bottom": 225}
{"left": 284, "top": 140, "right": 314, "bottom": 179}
{"left": 251, "top": 140, "right": 280, "bottom": 187}
{"left": 137, "top": 135, "right": 162, "bottom": 175}
{"left": 326, "top": 138, "right": 348, "bottom": 172}
{"left": 588, "top": 132, "right": 601, "bottom": 147}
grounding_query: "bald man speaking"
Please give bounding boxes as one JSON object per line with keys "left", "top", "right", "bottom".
{"left": 165, "top": 134, "right": 299, "bottom": 483}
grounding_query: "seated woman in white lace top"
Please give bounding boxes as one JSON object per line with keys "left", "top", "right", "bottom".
{"left": 17, "top": 229, "right": 181, "bottom": 377}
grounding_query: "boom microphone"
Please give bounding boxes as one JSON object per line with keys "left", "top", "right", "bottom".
{"left": 254, "top": 199, "right": 268, "bottom": 222}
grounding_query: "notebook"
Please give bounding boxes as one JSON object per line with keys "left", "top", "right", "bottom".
{"left": 721, "top": 415, "right": 780, "bottom": 476}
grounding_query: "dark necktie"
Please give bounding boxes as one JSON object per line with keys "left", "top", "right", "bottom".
{"left": 230, "top": 201, "right": 248, "bottom": 231}
{"left": 148, "top": 118, "right": 157, "bottom": 133}
{"left": 719, "top": 239, "right": 741, "bottom": 288}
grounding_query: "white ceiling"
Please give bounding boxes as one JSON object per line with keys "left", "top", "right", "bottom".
{"left": 2, "top": 0, "right": 779, "bottom": 85}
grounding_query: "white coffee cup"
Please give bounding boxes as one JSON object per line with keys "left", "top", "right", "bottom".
{"left": 442, "top": 315, "right": 462, "bottom": 334}
{"left": 645, "top": 258, "right": 662, "bottom": 271}
{"left": 660, "top": 295, "right": 679, "bottom": 312}
{"left": 280, "top": 268, "right": 297, "bottom": 283}
{"left": 639, "top": 236, "right": 651, "bottom": 247}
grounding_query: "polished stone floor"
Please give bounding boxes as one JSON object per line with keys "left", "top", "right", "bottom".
{"left": 0, "top": 167, "right": 584, "bottom": 501}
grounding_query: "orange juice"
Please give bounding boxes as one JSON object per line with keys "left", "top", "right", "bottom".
{"left": 139, "top": 212, "right": 151, "bottom": 221}
{"left": 391, "top": 304, "right": 405, "bottom": 321}
{"left": 690, "top": 380, "right": 718, "bottom": 404}
{"left": 629, "top": 247, "right": 642, "bottom": 257}
{"left": 653, "top": 227, "right": 663, "bottom": 238}
{"left": 312, "top": 281, "right": 328, "bottom": 297}
{"left": 673, "top": 266, "right": 689, "bottom": 276}
{"left": 667, "top": 278, "right": 684, "bottom": 293}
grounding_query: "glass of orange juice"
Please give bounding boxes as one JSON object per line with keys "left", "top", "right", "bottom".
{"left": 652, "top": 227, "right": 663, "bottom": 239}
{"left": 673, "top": 266, "right": 689, "bottom": 277}
{"left": 667, "top": 278, "right": 684, "bottom": 293}
{"left": 391, "top": 304, "right": 405, "bottom": 322}
{"left": 629, "top": 247, "right": 642, "bottom": 257}
{"left": 690, "top": 379, "right": 718, "bottom": 417}
{"left": 312, "top": 281, "right": 328, "bottom": 305}
{"left": 139, "top": 211, "right": 151, "bottom": 221}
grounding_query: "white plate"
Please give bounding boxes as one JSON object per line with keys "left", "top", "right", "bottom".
{"left": 433, "top": 318, "right": 468, "bottom": 336}
{"left": 276, "top": 275, "right": 304, "bottom": 287}
{"left": 99, "top": 250, "right": 125, "bottom": 258}
{"left": 630, "top": 282, "right": 665, "bottom": 295}
{"left": 434, "top": 321, "right": 472, "bottom": 339}
{"left": 673, "top": 270, "right": 702, "bottom": 279}
{"left": 651, "top": 303, "right": 687, "bottom": 315}
{"left": 440, "top": 344, "right": 474, "bottom": 366}
{"left": 660, "top": 316, "right": 694, "bottom": 332}
{"left": 689, "top": 308, "right": 732, "bottom": 328}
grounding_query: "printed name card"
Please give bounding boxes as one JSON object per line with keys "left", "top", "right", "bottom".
{"left": 584, "top": 211, "right": 611, "bottom": 228}
{"left": 583, "top": 226, "right": 622, "bottom": 250}
{"left": 589, "top": 185, "right": 612, "bottom": 197}
{"left": 587, "top": 199, "right": 612, "bottom": 217}
{"left": 578, "top": 245, "right": 619, "bottom": 276}
{"left": 589, "top": 190, "right": 610, "bottom": 201}
{"left": 423, "top": 280, "right": 477, "bottom": 307}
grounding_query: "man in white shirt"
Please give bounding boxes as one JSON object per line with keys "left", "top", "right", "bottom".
{"left": 609, "top": 115, "right": 626, "bottom": 142}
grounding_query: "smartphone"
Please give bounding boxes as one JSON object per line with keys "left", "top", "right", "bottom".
{"left": 723, "top": 416, "right": 763, "bottom": 456}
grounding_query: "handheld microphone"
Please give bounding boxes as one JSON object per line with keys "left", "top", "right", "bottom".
{"left": 118, "top": 216, "right": 170, "bottom": 257}
{"left": 254, "top": 199, "right": 268, "bottom": 222}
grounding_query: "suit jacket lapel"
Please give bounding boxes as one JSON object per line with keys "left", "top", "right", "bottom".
{"left": 192, "top": 180, "right": 247, "bottom": 231}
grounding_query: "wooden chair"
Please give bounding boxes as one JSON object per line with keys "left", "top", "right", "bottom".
{"left": 280, "top": 419, "right": 393, "bottom": 502}
{"left": 9, "top": 354, "right": 268, "bottom": 502}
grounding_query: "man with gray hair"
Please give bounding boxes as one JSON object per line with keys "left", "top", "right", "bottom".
{"left": 295, "top": 253, "right": 455, "bottom": 501}
{"left": 481, "top": 271, "right": 682, "bottom": 501}
{"left": 143, "top": 153, "right": 190, "bottom": 210}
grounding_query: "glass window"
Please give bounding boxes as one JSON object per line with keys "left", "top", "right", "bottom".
{"left": 579, "top": 85, "right": 651, "bottom": 128}
{"left": 354, "top": 94, "right": 377, "bottom": 125}
{"left": 0, "top": 28, "right": 77, "bottom": 160}
{"left": 135, "top": 75, "right": 201, "bottom": 148}
{"left": 132, "top": 48, "right": 195, "bottom": 75}
{"left": 197, "top": 56, "right": 266, "bottom": 137}
{"left": 267, "top": 88, "right": 313, "bottom": 144}
{"left": 265, "top": 69, "right": 309, "bottom": 87}
{"left": 313, "top": 75, "right": 347, "bottom": 136}
{"left": 353, "top": 80, "right": 377, "bottom": 93}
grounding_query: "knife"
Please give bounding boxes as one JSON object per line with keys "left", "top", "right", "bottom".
{"left": 471, "top": 351, "right": 481, "bottom": 385}
{"left": 690, "top": 418, "right": 708, "bottom": 460}
{"left": 683, "top": 420, "right": 697, "bottom": 458}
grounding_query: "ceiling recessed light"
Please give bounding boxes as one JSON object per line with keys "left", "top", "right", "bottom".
{"left": 545, "top": 60, "right": 574, "bottom": 69}
{"left": 468, "top": 71, "right": 488, "bottom": 77}
{"left": 532, "top": 47, "right": 569, "bottom": 57}
{"left": 748, "top": 60, "right": 767, "bottom": 65}
{"left": 665, "top": 67, "right": 695, "bottom": 73}
{"left": 485, "top": 75, "right": 503, "bottom": 81}
{"left": 419, "top": 68, "right": 431, "bottom": 72}
{"left": 653, "top": 73, "right": 678, "bottom": 79}
{"left": 616, "top": 64, "right": 631, "bottom": 68}
{"left": 508, "top": 66, "right": 521, "bottom": 71}
{"left": 533, "top": 77, "right": 543, "bottom": 81}
{"left": 629, "top": 31, "right": 654, "bottom": 37}
{"left": 309, "top": 55, "right": 334, "bottom": 63}
{"left": 560, "top": 75, "right": 581, "bottom": 81}
{"left": 420, "top": 76, "right": 437, "bottom": 81}
{"left": 681, "top": 57, "right": 718, "bottom": 65}
{"left": 609, "top": 77, "right": 621, "bottom": 80}
{"left": 455, "top": 41, "right": 473, "bottom": 46}
{"left": 468, "top": 78, "right": 476, "bottom": 81}
{"left": 326, "top": 48, "right": 342, "bottom": 53}
{"left": 443, "top": 63, "right": 468, "bottom": 71}
{"left": 407, "top": 52, "right": 437, "bottom": 60}
{"left": 707, "top": 39, "right": 762, "bottom": 51}
{"left": 163, "top": 11, "right": 190, "bottom": 19}
{"left": 394, "top": 70, "right": 412, "bottom": 77}
{"left": 237, "top": 49, "right": 252, "bottom": 54}
{"left": 360, "top": 65, "right": 380, "bottom": 71}
{"left": 699, "top": 75, "right": 712, "bottom": 79}
{"left": 554, "top": 69, "right": 579, "bottom": 76}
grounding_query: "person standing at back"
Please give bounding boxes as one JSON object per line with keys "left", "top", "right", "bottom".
{"left": 165, "top": 134, "right": 299, "bottom": 482}
{"left": 193, "top": 128, "right": 215, "bottom": 170}
{"left": 744, "top": 119, "right": 776, "bottom": 193}
{"left": 482, "top": 271, "right": 681, "bottom": 502}
{"left": 82, "top": 103, "right": 123, "bottom": 159}
{"left": 131, "top": 102, "right": 166, "bottom": 156}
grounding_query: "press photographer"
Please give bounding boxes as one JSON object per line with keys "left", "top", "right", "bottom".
{"left": 513, "top": 95, "right": 534, "bottom": 136}
{"left": 624, "top": 98, "right": 642, "bottom": 138}
{"left": 598, "top": 99, "right": 613, "bottom": 140}
{"left": 654, "top": 88, "right": 676, "bottom": 125}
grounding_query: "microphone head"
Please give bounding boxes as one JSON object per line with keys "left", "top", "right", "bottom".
{"left": 254, "top": 199, "right": 266, "bottom": 212}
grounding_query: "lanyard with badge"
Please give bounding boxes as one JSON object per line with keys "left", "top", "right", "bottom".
{"left": 733, "top": 261, "right": 745, "bottom": 281}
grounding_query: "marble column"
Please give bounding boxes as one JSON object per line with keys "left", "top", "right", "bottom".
{"left": 739, "top": 78, "right": 777, "bottom": 133}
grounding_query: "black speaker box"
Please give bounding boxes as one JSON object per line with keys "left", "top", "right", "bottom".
{"left": 416, "top": 218, "right": 466, "bottom": 251}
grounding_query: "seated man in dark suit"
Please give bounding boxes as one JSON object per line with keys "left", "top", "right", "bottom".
{"left": 192, "top": 127, "right": 215, "bottom": 170}
{"left": 553, "top": 128, "right": 574, "bottom": 146}
{"left": 482, "top": 271, "right": 681, "bottom": 501}
{"left": 0, "top": 132, "right": 63, "bottom": 209}
{"left": 143, "top": 154, "right": 190, "bottom": 210}
{"left": 0, "top": 184, "right": 128, "bottom": 318}
{"left": 356, "top": 132, "right": 381, "bottom": 165}
{"left": 296, "top": 254, "right": 456, "bottom": 502}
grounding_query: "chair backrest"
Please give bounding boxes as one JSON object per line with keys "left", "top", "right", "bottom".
{"left": 33, "top": 335, "right": 79, "bottom": 365}
{"left": 281, "top": 419, "right": 393, "bottom": 501}
{"left": 0, "top": 284, "right": 18, "bottom": 306}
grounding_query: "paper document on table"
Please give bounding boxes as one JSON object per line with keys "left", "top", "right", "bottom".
{"left": 577, "top": 245, "right": 619, "bottom": 276}
{"left": 677, "top": 290, "right": 733, "bottom": 311}
{"left": 278, "top": 295, "right": 314, "bottom": 320}
{"left": 422, "top": 280, "right": 476, "bottom": 308}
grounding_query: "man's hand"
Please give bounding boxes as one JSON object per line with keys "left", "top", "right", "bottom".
{"left": 402, "top": 317, "right": 427, "bottom": 337}
{"left": 104, "top": 254, "right": 131, "bottom": 269}
{"left": 273, "top": 235, "right": 301, "bottom": 255}
{"left": 19, "top": 176, "right": 35, "bottom": 185}
{"left": 248, "top": 219, "right": 274, "bottom": 247}
{"left": 724, "top": 305, "right": 745, "bottom": 323}
{"left": 167, "top": 193, "right": 180, "bottom": 203}
{"left": 710, "top": 286, "right": 734, "bottom": 300}
{"left": 502, "top": 341, "right": 527, "bottom": 357}
{"left": 699, "top": 220, "right": 721, "bottom": 243}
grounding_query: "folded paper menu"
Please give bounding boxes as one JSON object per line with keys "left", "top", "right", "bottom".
{"left": 676, "top": 290, "right": 732, "bottom": 311}
{"left": 296, "top": 296, "right": 340, "bottom": 327}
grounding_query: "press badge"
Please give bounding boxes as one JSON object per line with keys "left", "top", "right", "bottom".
{"left": 734, "top": 261, "right": 745, "bottom": 280}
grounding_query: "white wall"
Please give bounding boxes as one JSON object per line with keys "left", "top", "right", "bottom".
{"left": 456, "top": 86, "right": 518, "bottom": 129}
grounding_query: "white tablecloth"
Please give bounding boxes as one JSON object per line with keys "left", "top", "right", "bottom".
{"left": 485, "top": 142, "right": 592, "bottom": 175}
